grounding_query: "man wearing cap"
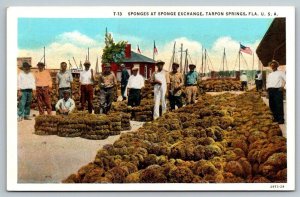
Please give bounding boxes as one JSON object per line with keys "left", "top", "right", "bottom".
{"left": 56, "top": 61, "right": 73, "bottom": 99}
{"left": 99, "top": 63, "right": 117, "bottom": 114}
{"left": 55, "top": 90, "right": 75, "bottom": 115}
{"left": 120, "top": 63, "right": 129, "bottom": 101}
{"left": 168, "top": 62, "right": 184, "bottom": 110}
{"left": 240, "top": 71, "right": 248, "bottom": 91}
{"left": 266, "top": 60, "right": 286, "bottom": 124}
{"left": 127, "top": 66, "right": 144, "bottom": 107}
{"left": 151, "top": 60, "right": 170, "bottom": 120}
{"left": 35, "top": 62, "right": 52, "bottom": 115}
{"left": 185, "top": 64, "right": 199, "bottom": 105}
{"left": 79, "top": 60, "right": 94, "bottom": 113}
{"left": 17, "top": 62, "right": 36, "bottom": 121}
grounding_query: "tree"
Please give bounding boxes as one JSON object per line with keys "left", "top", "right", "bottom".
{"left": 101, "top": 31, "right": 127, "bottom": 64}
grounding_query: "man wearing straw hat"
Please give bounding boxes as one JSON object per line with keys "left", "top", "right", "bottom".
{"left": 17, "top": 62, "right": 36, "bottom": 121}
{"left": 151, "top": 60, "right": 170, "bottom": 120}
{"left": 127, "top": 66, "right": 144, "bottom": 107}
{"left": 266, "top": 60, "right": 286, "bottom": 124}
{"left": 99, "top": 63, "right": 117, "bottom": 114}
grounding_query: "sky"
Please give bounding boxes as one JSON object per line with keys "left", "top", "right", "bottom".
{"left": 18, "top": 18, "right": 273, "bottom": 71}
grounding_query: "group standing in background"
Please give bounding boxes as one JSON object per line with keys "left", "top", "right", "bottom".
{"left": 266, "top": 60, "right": 286, "bottom": 124}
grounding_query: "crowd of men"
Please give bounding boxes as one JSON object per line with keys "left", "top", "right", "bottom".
{"left": 17, "top": 59, "right": 285, "bottom": 124}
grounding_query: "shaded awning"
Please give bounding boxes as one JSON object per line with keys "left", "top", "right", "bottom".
{"left": 256, "top": 18, "right": 286, "bottom": 66}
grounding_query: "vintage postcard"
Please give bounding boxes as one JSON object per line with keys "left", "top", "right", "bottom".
{"left": 7, "top": 6, "right": 295, "bottom": 191}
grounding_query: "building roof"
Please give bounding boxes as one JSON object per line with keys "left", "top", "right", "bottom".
{"left": 256, "top": 18, "right": 286, "bottom": 67}
{"left": 122, "top": 51, "right": 156, "bottom": 64}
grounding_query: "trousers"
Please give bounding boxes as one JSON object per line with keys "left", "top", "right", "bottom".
{"left": 268, "top": 88, "right": 284, "bottom": 123}
{"left": 18, "top": 89, "right": 32, "bottom": 118}
{"left": 153, "top": 85, "right": 167, "bottom": 119}
{"left": 80, "top": 84, "right": 94, "bottom": 113}
{"left": 99, "top": 87, "right": 114, "bottom": 114}
{"left": 128, "top": 89, "right": 141, "bottom": 107}
{"left": 186, "top": 85, "right": 197, "bottom": 104}
{"left": 36, "top": 86, "right": 52, "bottom": 115}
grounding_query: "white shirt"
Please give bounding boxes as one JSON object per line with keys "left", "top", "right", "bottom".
{"left": 56, "top": 70, "right": 73, "bottom": 88}
{"left": 154, "top": 70, "right": 167, "bottom": 89}
{"left": 80, "top": 69, "right": 93, "bottom": 85}
{"left": 18, "top": 71, "right": 36, "bottom": 90}
{"left": 55, "top": 98, "right": 76, "bottom": 113}
{"left": 127, "top": 74, "right": 145, "bottom": 89}
{"left": 240, "top": 74, "right": 247, "bottom": 82}
{"left": 255, "top": 73, "right": 262, "bottom": 80}
{"left": 266, "top": 70, "right": 286, "bottom": 89}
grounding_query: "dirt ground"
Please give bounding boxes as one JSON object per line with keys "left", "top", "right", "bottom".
{"left": 17, "top": 111, "right": 144, "bottom": 183}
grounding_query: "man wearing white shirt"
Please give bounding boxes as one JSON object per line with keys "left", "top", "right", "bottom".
{"left": 127, "top": 67, "right": 144, "bottom": 107}
{"left": 266, "top": 60, "right": 286, "bottom": 124}
{"left": 255, "top": 70, "right": 263, "bottom": 91}
{"left": 151, "top": 60, "right": 170, "bottom": 120}
{"left": 18, "top": 62, "right": 36, "bottom": 121}
{"left": 79, "top": 60, "right": 94, "bottom": 113}
{"left": 240, "top": 71, "right": 248, "bottom": 91}
{"left": 55, "top": 90, "right": 75, "bottom": 115}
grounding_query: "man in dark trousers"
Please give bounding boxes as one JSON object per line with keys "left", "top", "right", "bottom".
{"left": 255, "top": 70, "right": 263, "bottom": 92}
{"left": 127, "top": 66, "right": 144, "bottom": 107}
{"left": 120, "top": 63, "right": 129, "bottom": 101}
{"left": 266, "top": 60, "right": 286, "bottom": 124}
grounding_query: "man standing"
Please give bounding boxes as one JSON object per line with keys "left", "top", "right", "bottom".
{"left": 168, "top": 62, "right": 184, "bottom": 110}
{"left": 56, "top": 61, "right": 73, "bottom": 99}
{"left": 151, "top": 60, "right": 170, "bottom": 120}
{"left": 80, "top": 60, "right": 94, "bottom": 113}
{"left": 127, "top": 66, "right": 144, "bottom": 107}
{"left": 240, "top": 71, "right": 248, "bottom": 91}
{"left": 35, "top": 62, "right": 52, "bottom": 115}
{"left": 99, "top": 63, "right": 117, "bottom": 114}
{"left": 55, "top": 90, "right": 75, "bottom": 115}
{"left": 255, "top": 70, "right": 263, "bottom": 91}
{"left": 120, "top": 63, "right": 129, "bottom": 101}
{"left": 185, "top": 64, "right": 198, "bottom": 105}
{"left": 18, "top": 62, "right": 36, "bottom": 121}
{"left": 266, "top": 60, "right": 286, "bottom": 124}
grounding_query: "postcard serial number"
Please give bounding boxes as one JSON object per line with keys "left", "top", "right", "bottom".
{"left": 270, "top": 185, "right": 285, "bottom": 189}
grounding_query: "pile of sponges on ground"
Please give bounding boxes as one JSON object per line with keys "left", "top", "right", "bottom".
{"left": 34, "top": 112, "right": 131, "bottom": 140}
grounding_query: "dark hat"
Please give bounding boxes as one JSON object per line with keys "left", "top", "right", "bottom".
{"left": 37, "top": 62, "right": 45, "bottom": 67}
{"left": 172, "top": 62, "right": 179, "bottom": 67}
{"left": 156, "top": 60, "right": 165, "bottom": 65}
{"left": 104, "top": 63, "right": 111, "bottom": 68}
{"left": 189, "top": 64, "right": 196, "bottom": 68}
{"left": 84, "top": 60, "right": 91, "bottom": 66}
{"left": 22, "top": 62, "right": 31, "bottom": 68}
{"left": 268, "top": 60, "right": 279, "bottom": 67}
